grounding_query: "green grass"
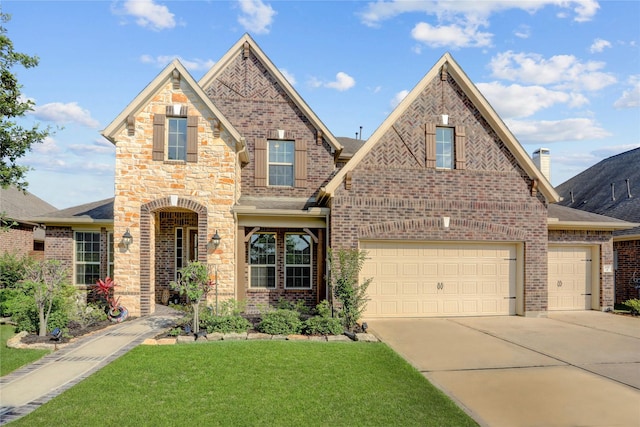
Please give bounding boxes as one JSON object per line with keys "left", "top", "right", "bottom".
{"left": 0, "top": 324, "right": 50, "bottom": 376}
{"left": 13, "top": 341, "right": 477, "bottom": 427}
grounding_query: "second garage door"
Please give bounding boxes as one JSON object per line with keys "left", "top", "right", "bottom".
{"left": 360, "top": 241, "right": 517, "bottom": 318}
{"left": 548, "top": 245, "right": 593, "bottom": 311}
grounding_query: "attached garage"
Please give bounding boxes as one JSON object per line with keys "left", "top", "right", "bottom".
{"left": 547, "top": 245, "right": 596, "bottom": 311}
{"left": 361, "top": 241, "right": 517, "bottom": 318}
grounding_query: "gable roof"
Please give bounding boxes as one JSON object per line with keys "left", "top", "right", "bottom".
{"left": 320, "top": 53, "right": 560, "bottom": 203}
{"left": 556, "top": 147, "right": 640, "bottom": 238}
{"left": 102, "top": 59, "right": 245, "bottom": 162}
{"left": 27, "top": 198, "right": 114, "bottom": 225}
{"left": 198, "top": 34, "right": 343, "bottom": 156}
{"left": 547, "top": 203, "right": 637, "bottom": 231}
{"left": 0, "top": 186, "right": 56, "bottom": 222}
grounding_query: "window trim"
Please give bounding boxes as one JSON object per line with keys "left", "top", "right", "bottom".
{"left": 249, "top": 232, "right": 277, "bottom": 289}
{"left": 267, "top": 140, "right": 295, "bottom": 187}
{"left": 167, "top": 116, "right": 188, "bottom": 161}
{"left": 175, "top": 227, "right": 184, "bottom": 281}
{"left": 284, "top": 233, "right": 313, "bottom": 290}
{"left": 435, "top": 126, "right": 454, "bottom": 170}
{"left": 74, "top": 230, "right": 101, "bottom": 287}
{"left": 107, "top": 232, "right": 114, "bottom": 279}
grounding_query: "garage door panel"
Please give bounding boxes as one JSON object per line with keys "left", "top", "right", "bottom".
{"left": 362, "top": 241, "right": 516, "bottom": 318}
{"left": 548, "top": 245, "right": 592, "bottom": 311}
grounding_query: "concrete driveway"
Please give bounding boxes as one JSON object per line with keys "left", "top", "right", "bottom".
{"left": 368, "top": 311, "right": 640, "bottom": 427}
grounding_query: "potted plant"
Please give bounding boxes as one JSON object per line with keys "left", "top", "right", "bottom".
{"left": 95, "top": 277, "right": 128, "bottom": 323}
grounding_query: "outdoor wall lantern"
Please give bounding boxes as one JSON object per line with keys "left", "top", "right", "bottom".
{"left": 208, "top": 230, "right": 221, "bottom": 251}
{"left": 122, "top": 228, "right": 133, "bottom": 249}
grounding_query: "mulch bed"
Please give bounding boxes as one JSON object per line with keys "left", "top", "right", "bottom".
{"left": 20, "top": 319, "right": 117, "bottom": 345}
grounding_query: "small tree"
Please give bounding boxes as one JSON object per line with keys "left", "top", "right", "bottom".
{"left": 24, "top": 259, "right": 71, "bottom": 336}
{"left": 329, "top": 248, "right": 372, "bottom": 332}
{"left": 170, "top": 261, "right": 212, "bottom": 334}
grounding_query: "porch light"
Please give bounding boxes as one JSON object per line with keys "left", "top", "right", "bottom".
{"left": 122, "top": 228, "right": 133, "bottom": 249}
{"left": 208, "top": 230, "right": 221, "bottom": 251}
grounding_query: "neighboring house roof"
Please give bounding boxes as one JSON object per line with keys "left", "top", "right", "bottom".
{"left": 0, "top": 186, "right": 57, "bottom": 222}
{"left": 556, "top": 148, "right": 639, "bottom": 231}
{"left": 320, "top": 53, "right": 560, "bottom": 203}
{"left": 28, "top": 198, "right": 114, "bottom": 225}
{"left": 336, "top": 137, "right": 366, "bottom": 160}
{"left": 102, "top": 59, "right": 248, "bottom": 163}
{"left": 547, "top": 204, "right": 637, "bottom": 231}
{"left": 199, "top": 33, "right": 343, "bottom": 157}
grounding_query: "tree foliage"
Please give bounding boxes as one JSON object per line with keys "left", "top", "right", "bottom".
{"left": 24, "top": 259, "right": 73, "bottom": 336}
{"left": 329, "top": 248, "right": 372, "bottom": 332}
{"left": 0, "top": 13, "right": 50, "bottom": 191}
{"left": 170, "top": 261, "right": 213, "bottom": 334}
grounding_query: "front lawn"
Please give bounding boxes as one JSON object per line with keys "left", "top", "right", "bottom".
{"left": 0, "top": 324, "right": 50, "bottom": 376}
{"left": 13, "top": 341, "right": 477, "bottom": 426}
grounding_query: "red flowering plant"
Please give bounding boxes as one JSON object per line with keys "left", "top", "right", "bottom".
{"left": 94, "top": 277, "right": 128, "bottom": 322}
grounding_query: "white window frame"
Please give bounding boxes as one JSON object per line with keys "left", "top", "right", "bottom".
{"left": 268, "top": 140, "right": 294, "bottom": 186}
{"left": 74, "top": 230, "right": 101, "bottom": 286}
{"left": 436, "top": 126, "right": 454, "bottom": 170}
{"left": 249, "top": 233, "right": 277, "bottom": 289}
{"left": 175, "top": 227, "right": 184, "bottom": 281}
{"left": 284, "top": 233, "right": 312, "bottom": 290}
{"left": 167, "top": 117, "right": 187, "bottom": 161}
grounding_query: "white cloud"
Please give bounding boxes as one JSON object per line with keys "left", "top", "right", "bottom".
{"left": 477, "top": 82, "right": 588, "bottom": 118}
{"left": 359, "top": 1, "right": 599, "bottom": 27}
{"left": 140, "top": 54, "right": 215, "bottom": 71}
{"left": 325, "top": 72, "right": 356, "bottom": 91}
{"left": 237, "top": 0, "right": 276, "bottom": 34}
{"left": 613, "top": 76, "right": 640, "bottom": 109}
{"left": 506, "top": 118, "right": 611, "bottom": 143}
{"left": 488, "top": 51, "right": 616, "bottom": 91}
{"left": 390, "top": 90, "right": 409, "bottom": 108}
{"left": 279, "top": 68, "right": 296, "bottom": 86}
{"left": 411, "top": 22, "right": 492, "bottom": 48}
{"left": 590, "top": 38, "right": 611, "bottom": 53}
{"left": 30, "top": 102, "right": 100, "bottom": 128}
{"left": 514, "top": 25, "right": 531, "bottom": 39}
{"left": 69, "top": 138, "right": 115, "bottom": 156}
{"left": 121, "top": 0, "right": 175, "bottom": 31}
{"left": 31, "top": 136, "right": 61, "bottom": 155}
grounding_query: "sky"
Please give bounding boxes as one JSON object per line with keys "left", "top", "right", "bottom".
{"left": 4, "top": 0, "right": 639, "bottom": 209}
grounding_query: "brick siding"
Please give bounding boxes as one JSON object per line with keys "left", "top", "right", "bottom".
{"left": 614, "top": 239, "right": 640, "bottom": 302}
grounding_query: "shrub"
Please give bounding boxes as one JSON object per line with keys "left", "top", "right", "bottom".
{"left": 70, "top": 299, "right": 108, "bottom": 329}
{"left": 304, "top": 301, "right": 343, "bottom": 335}
{"left": 275, "top": 298, "right": 311, "bottom": 315}
{"left": 257, "top": 309, "right": 303, "bottom": 335}
{"left": 0, "top": 252, "right": 32, "bottom": 289}
{"left": 217, "top": 298, "right": 246, "bottom": 316}
{"left": 623, "top": 299, "right": 640, "bottom": 315}
{"left": 329, "top": 248, "right": 372, "bottom": 331}
{"left": 202, "top": 314, "right": 252, "bottom": 334}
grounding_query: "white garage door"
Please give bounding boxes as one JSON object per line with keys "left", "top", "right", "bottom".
{"left": 360, "top": 241, "right": 517, "bottom": 318}
{"left": 548, "top": 245, "right": 592, "bottom": 311}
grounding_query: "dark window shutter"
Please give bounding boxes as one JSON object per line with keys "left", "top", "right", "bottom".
{"left": 455, "top": 125, "right": 466, "bottom": 170}
{"left": 425, "top": 123, "right": 436, "bottom": 168}
{"left": 152, "top": 114, "right": 165, "bottom": 161}
{"left": 186, "top": 115, "right": 198, "bottom": 163}
{"left": 255, "top": 140, "right": 267, "bottom": 187}
{"left": 294, "top": 140, "right": 307, "bottom": 188}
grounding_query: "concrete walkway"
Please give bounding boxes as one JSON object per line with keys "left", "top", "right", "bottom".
{"left": 369, "top": 311, "right": 640, "bottom": 427}
{"left": 0, "top": 307, "right": 182, "bottom": 425}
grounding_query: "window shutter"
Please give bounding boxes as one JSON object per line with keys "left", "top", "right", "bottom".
{"left": 294, "top": 140, "right": 307, "bottom": 188}
{"left": 425, "top": 123, "right": 436, "bottom": 168}
{"left": 152, "top": 114, "right": 165, "bottom": 161}
{"left": 455, "top": 125, "right": 466, "bottom": 170}
{"left": 254, "top": 140, "right": 267, "bottom": 187}
{"left": 186, "top": 115, "right": 198, "bottom": 163}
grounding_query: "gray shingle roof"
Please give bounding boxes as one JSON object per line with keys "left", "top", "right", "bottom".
{"left": 556, "top": 147, "right": 640, "bottom": 236}
{"left": 28, "top": 198, "right": 114, "bottom": 223}
{"left": 336, "top": 137, "right": 366, "bottom": 158}
{"left": 0, "top": 186, "right": 57, "bottom": 221}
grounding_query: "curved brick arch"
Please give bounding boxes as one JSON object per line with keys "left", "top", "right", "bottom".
{"left": 358, "top": 217, "right": 526, "bottom": 241}
{"left": 138, "top": 197, "right": 208, "bottom": 315}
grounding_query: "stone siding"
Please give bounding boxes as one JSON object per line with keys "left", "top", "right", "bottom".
{"left": 112, "top": 75, "right": 238, "bottom": 316}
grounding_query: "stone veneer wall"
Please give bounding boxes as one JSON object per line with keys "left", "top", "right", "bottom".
{"left": 614, "top": 239, "right": 640, "bottom": 303}
{"left": 548, "top": 229, "right": 615, "bottom": 310}
{"left": 112, "top": 75, "right": 238, "bottom": 316}
{"left": 331, "top": 71, "right": 550, "bottom": 315}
